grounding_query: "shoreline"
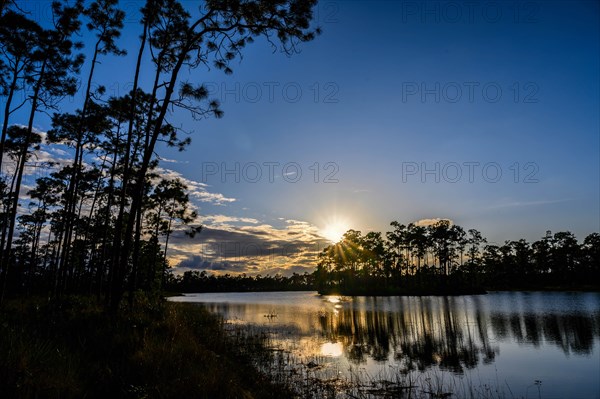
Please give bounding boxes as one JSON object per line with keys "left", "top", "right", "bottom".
{"left": 166, "top": 285, "right": 600, "bottom": 298}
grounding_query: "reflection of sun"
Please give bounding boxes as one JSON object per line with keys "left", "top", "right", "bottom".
{"left": 326, "top": 296, "right": 340, "bottom": 304}
{"left": 321, "top": 219, "right": 350, "bottom": 243}
{"left": 320, "top": 342, "right": 343, "bottom": 357}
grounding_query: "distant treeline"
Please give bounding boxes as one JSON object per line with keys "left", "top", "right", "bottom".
{"left": 166, "top": 271, "right": 314, "bottom": 293}
{"left": 314, "top": 221, "right": 600, "bottom": 295}
{"left": 166, "top": 221, "right": 599, "bottom": 295}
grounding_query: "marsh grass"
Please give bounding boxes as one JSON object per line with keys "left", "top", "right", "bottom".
{"left": 0, "top": 295, "right": 294, "bottom": 398}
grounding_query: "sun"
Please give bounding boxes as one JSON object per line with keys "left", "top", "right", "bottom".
{"left": 321, "top": 219, "right": 350, "bottom": 243}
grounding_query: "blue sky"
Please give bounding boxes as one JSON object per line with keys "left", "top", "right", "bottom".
{"left": 10, "top": 0, "right": 600, "bottom": 275}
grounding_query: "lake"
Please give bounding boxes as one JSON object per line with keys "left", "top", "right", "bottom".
{"left": 169, "top": 291, "right": 600, "bottom": 398}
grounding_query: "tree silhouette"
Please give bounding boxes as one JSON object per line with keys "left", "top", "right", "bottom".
{"left": 0, "top": 10, "right": 42, "bottom": 168}
{"left": 0, "top": 1, "right": 84, "bottom": 301}
{"left": 314, "top": 221, "right": 599, "bottom": 295}
{"left": 56, "top": 0, "right": 126, "bottom": 295}
{"left": 108, "top": 0, "right": 319, "bottom": 310}
{"left": 0, "top": 0, "right": 320, "bottom": 308}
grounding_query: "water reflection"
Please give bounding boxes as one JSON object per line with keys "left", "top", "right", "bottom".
{"left": 321, "top": 342, "right": 343, "bottom": 357}
{"left": 172, "top": 291, "right": 599, "bottom": 397}
{"left": 193, "top": 292, "right": 600, "bottom": 375}
{"left": 319, "top": 296, "right": 502, "bottom": 373}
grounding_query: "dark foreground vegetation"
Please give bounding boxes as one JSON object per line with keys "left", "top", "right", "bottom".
{"left": 0, "top": 294, "right": 298, "bottom": 399}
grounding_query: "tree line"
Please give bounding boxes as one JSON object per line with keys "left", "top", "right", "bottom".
{"left": 164, "top": 220, "right": 598, "bottom": 295}
{"left": 166, "top": 270, "right": 314, "bottom": 293}
{"left": 0, "top": 0, "right": 319, "bottom": 309}
{"left": 314, "top": 220, "right": 600, "bottom": 295}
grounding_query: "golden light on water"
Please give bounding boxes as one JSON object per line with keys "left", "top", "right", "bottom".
{"left": 320, "top": 342, "right": 343, "bottom": 357}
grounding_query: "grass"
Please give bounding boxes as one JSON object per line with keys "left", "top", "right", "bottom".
{"left": 0, "top": 294, "right": 295, "bottom": 398}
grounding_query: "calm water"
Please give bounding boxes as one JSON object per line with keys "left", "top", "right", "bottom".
{"left": 170, "top": 291, "right": 600, "bottom": 398}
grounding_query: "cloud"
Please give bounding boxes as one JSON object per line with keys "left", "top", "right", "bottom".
{"left": 47, "top": 147, "right": 69, "bottom": 157}
{"left": 485, "top": 199, "right": 571, "bottom": 210}
{"left": 12, "top": 140, "right": 235, "bottom": 208}
{"left": 200, "top": 215, "right": 260, "bottom": 225}
{"left": 4, "top": 128, "right": 322, "bottom": 277}
{"left": 414, "top": 218, "right": 454, "bottom": 227}
{"left": 193, "top": 191, "right": 236, "bottom": 204}
{"left": 168, "top": 217, "right": 330, "bottom": 277}
{"left": 160, "top": 157, "right": 188, "bottom": 164}
{"left": 176, "top": 255, "right": 245, "bottom": 273}
{"left": 155, "top": 167, "right": 236, "bottom": 205}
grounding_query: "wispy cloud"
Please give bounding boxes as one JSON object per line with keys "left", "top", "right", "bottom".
{"left": 414, "top": 218, "right": 453, "bottom": 227}
{"left": 199, "top": 214, "right": 260, "bottom": 225}
{"left": 485, "top": 198, "right": 572, "bottom": 210}
{"left": 159, "top": 157, "right": 188, "bottom": 164}
{"left": 156, "top": 167, "right": 236, "bottom": 205}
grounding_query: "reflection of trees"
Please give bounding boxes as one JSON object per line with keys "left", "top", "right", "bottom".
{"left": 199, "top": 294, "right": 599, "bottom": 374}
{"left": 472, "top": 296, "right": 496, "bottom": 364}
{"left": 317, "top": 297, "right": 598, "bottom": 373}
{"left": 320, "top": 297, "right": 496, "bottom": 373}
{"left": 490, "top": 312, "right": 599, "bottom": 355}
{"left": 335, "top": 303, "right": 395, "bottom": 364}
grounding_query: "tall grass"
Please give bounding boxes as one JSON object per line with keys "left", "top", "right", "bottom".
{"left": 0, "top": 295, "right": 294, "bottom": 398}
